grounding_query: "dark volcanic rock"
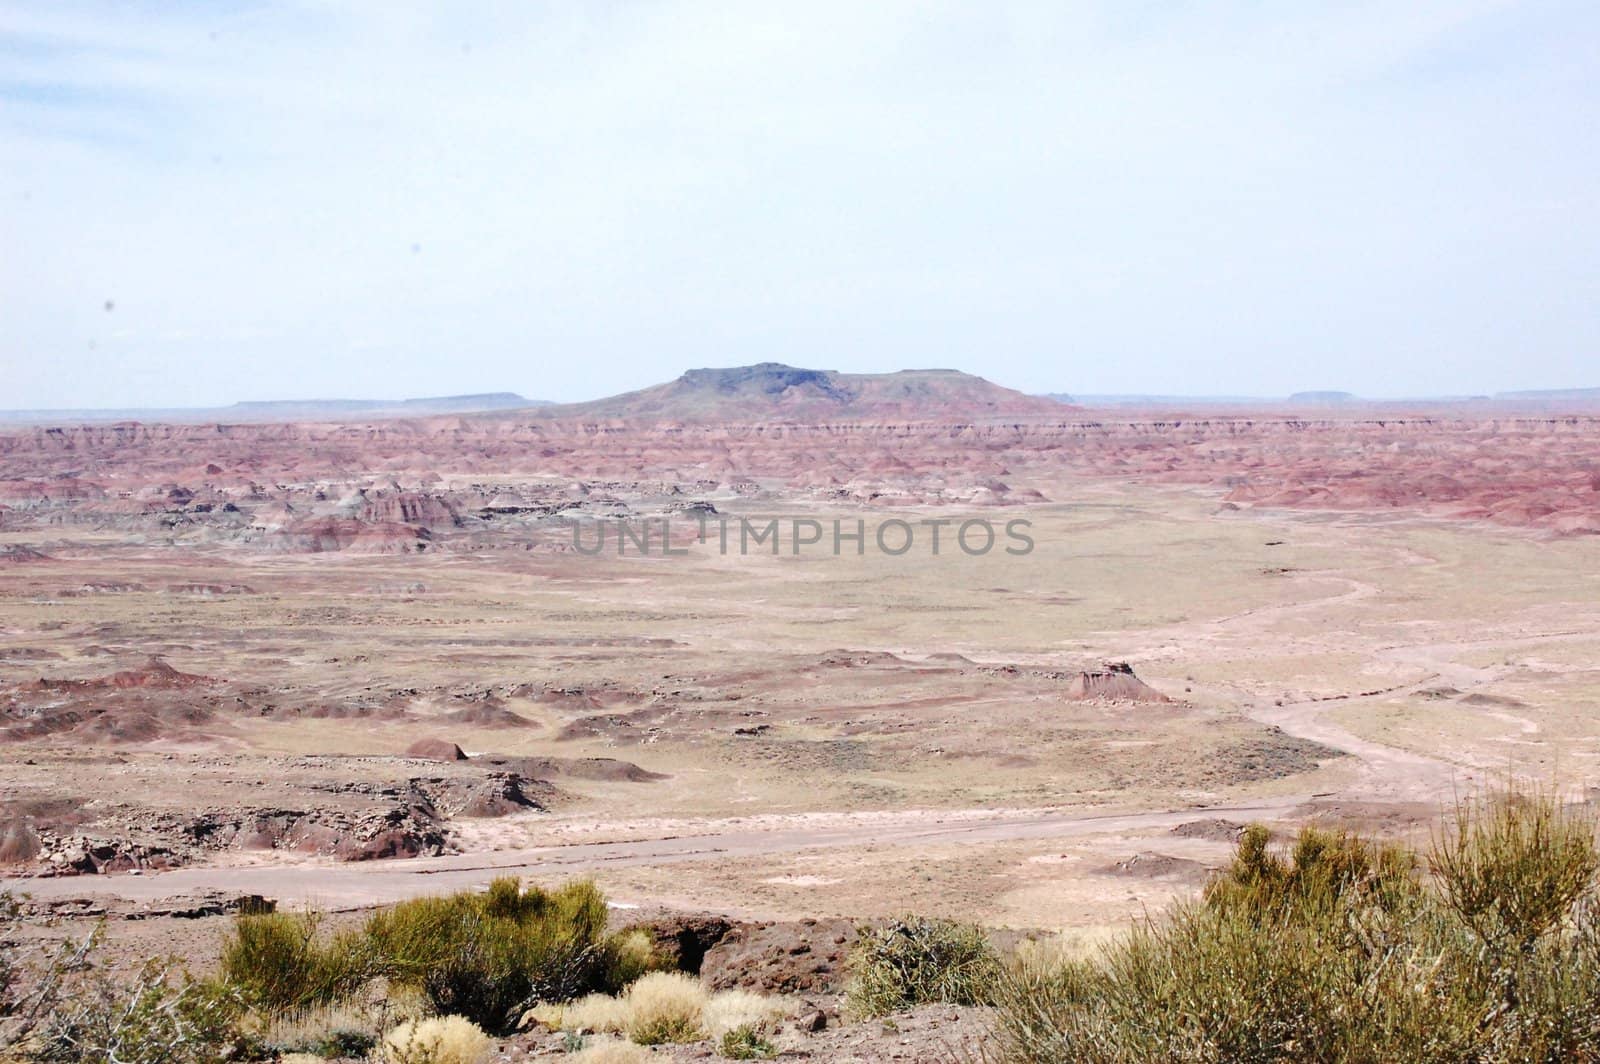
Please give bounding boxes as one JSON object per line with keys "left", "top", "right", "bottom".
{"left": 700, "top": 918, "right": 858, "bottom": 995}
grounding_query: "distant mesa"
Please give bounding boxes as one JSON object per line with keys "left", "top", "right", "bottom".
{"left": 538, "top": 362, "right": 1064, "bottom": 421}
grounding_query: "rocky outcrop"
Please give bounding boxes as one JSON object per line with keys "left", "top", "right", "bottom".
{"left": 1066, "top": 662, "right": 1172, "bottom": 703}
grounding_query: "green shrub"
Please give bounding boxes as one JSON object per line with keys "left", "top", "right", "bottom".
{"left": 845, "top": 916, "right": 1000, "bottom": 1018}
{"left": 365, "top": 877, "right": 617, "bottom": 1032}
{"left": 218, "top": 878, "right": 657, "bottom": 1036}
{"left": 604, "top": 928, "right": 663, "bottom": 989}
{"left": 1204, "top": 823, "right": 1421, "bottom": 922}
{"left": 1432, "top": 786, "right": 1599, "bottom": 952}
{"left": 219, "top": 911, "right": 370, "bottom": 1014}
{"left": 990, "top": 786, "right": 1600, "bottom": 1063}
{"left": 719, "top": 1023, "right": 778, "bottom": 1059}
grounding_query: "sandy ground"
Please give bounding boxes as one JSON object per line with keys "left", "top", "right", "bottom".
{"left": 6, "top": 479, "right": 1595, "bottom": 937}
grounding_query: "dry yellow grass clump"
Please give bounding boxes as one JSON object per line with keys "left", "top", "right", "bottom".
{"left": 379, "top": 1015, "right": 493, "bottom": 1064}
{"left": 622, "top": 971, "right": 709, "bottom": 1044}
{"left": 528, "top": 971, "right": 792, "bottom": 1046}
{"left": 700, "top": 988, "right": 792, "bottom": 1038}
{"left": 532, "top": 991, "right": 631, "bottom": 1034}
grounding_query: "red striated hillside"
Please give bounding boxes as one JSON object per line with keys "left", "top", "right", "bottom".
{"left": 1, "top": 365, "right": 1598, "bottom": 541}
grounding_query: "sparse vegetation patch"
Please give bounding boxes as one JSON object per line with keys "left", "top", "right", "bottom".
{"left": 990, "top": 786, "right": 1600, "bottom": 1063}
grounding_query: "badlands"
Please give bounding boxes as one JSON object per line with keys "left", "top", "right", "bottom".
{"left": 3, "top": 363, "right": 1600, "bottom": 1055}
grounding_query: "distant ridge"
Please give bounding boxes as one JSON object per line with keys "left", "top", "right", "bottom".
{"left": 535, "top": 362, "right": 1063, "bottom": 421}
{"left": 1043, "top": 391, "right": 1363, "bottom": 407}
{"left": 1494, "top": 387, "right": 1600, "bottom": 401}
{"left": 0, "top": 392, "right": 546, "bottom": 426}
{"left": 11, "top": 374, "right": 1600, "bottom": 429}
{"left": 1040, "top": 390, "right": 1600, "bottom": 411}
{"left": 229, "top": 393, "right": 541, "bottom": 416}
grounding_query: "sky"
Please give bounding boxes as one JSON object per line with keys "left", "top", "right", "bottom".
{"left": 2, "top": 1, "right": 1597, "bottom": 409}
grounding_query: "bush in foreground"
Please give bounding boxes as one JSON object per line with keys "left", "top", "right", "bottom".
{"left": 991, "top": 787, "right": 1600, "bottom": 1063}
{"left": 221, "top": 877, "right": 659, "bottom": 1035}
{"left": 366, "top": 877, "right": 618, "bottom": 1032}
{"left": 34, "top": 960, "right": 251, "bottom": 1064}
{"left": 845, "top": 916, "right": 1000, "bottom": 1018}
{"left": 218, "top": 911, "right": 370, "bottom": 1015}
{"left": 719, "top": 1023, "right": 779, "bottom": 1059}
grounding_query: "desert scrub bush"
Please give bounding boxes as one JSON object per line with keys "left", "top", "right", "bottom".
{"left": 1, "top": 893, "right": 101, "bottom": 1054}
{"left": 989, "top": 786, "right": 1600, "bottom": 1063}
{"left": 34, "top": 960, "right": 253, "bottom": 1064}
{"left": 719, "top": 1023, "right": 779, "bottom": 1059}
{"left": 0, "top": 892, "right": 27, "bottom": 1050}
{"left": 1204, "top": 823, "right": 1423, "bottom": 922}
{"left": 604, "top": 927, "right": 664, "bottom": 989}
{"left": 218, "top": 878, "right": 651, "bottom": 1036}
{"left": 845, "top": 916, "right": 1000, "bottom": 1018}
{"left": 378, "top": 1015, "right": 493, "bottom": 1064}
{"left": 219, "top": 910, "right": 371, "bottom": 1014}
{"left": 619, "top": 971, "right": 709, "bottom": 1044}
{"left": 0, "top": 892, "right": 14, "bottom": 1005}
{"left": 365, "top": 877, "right": 641, "bottom": 1032}
{"left": 1432, "top": 785, "right": 1599, "bottom": 952}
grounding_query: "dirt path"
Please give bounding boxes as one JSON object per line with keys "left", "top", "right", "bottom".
{"left": 4, "top": 797, "right": 1308, "bottom": 908}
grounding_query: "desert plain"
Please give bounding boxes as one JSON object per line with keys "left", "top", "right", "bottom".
{"left": 2, "top": 370, "right": 1600, "bottom": 1056}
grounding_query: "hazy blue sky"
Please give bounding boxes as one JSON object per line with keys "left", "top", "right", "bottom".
{"left": 3, "top": 1, "right": 1596, "bottom": 408}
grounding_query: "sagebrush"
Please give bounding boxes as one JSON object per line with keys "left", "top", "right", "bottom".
{"left": 991, "top": 786, "right": 1600, "bottom": 1063}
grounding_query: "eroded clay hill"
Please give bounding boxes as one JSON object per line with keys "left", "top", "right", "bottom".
{"left": 1, "top": 410, "right": 1598, "bottom": 545}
